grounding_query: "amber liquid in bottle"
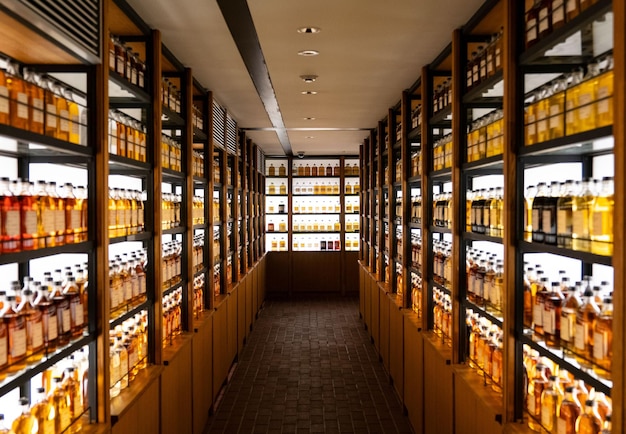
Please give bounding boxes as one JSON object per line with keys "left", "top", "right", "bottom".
{"left": 593, "top": 297, "right": 612, "bottom": 376}
{"left": 566, "top": 0, "right": 580, "bottom": 20}
{"left": 26, "top": 72, "right": 44, "bottom": 135}
{"left": 11, "top": 398, "right": 38, "bottom": 434}
{"left": 0, "top": 68, "right": 9, "bottom": 125}
{"left": 4, "top": 296, "right": 27, "bottom": 372}
{"left": 31, "top": 387, "right": 55, "bottom": 434}
{"left": 572, "top": 180, "right": 594, "bottom": 252}
{"left": 51, "top": 377, "right": 72, "bottom": 433}
{"left": 591, "top": 177, "right": 613, "bottom": 256}
{"left": 7, "top": 68, "right": 29, "bottom": 131}
{"left": 1, "top": 178, "right": 20, "bottom": 253}
{"left": 528, "top": 364, "right": 548, "bottom": 431}
{"left": 557, "top": 387, "right": 581, "bottom": 434}
{"left": 577, "top": 400, "right": 602, "bottom": 434}
{"left": 22, "top": 290, "right": 44, "bottom": 363}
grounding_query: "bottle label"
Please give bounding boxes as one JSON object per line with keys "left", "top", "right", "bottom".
{"left": 0, "top": 324, "right": 8, "bottom": 366}
{"left": 574, "top": 322, "right": 586, "bottom": 350}
{"left": 73, "top": 299, "right": 84, "bottom": 328}
{"left": 46, "top": 104, "right": 57, "bottom": 128}
{"left": 29, "top": 314, "right": 44, "bottom": 350}
{"left": 539, "top": 9, "right": 549, "bottom": 33}
{"left": 592, "top": 212, "right": 606, "bottom": 236}
{"left": 549, "top": 105, "right": 561, "bottom": 128}
{"left": 17, "top": 92, "right": 28, "bottom": 119}
{"left": 528, "top": 395, "right": 536, "bottom": 414}
{"left": 69, "top": 208, "right": 81, "bottom": 230}
{"left": 46, "top": 309, "right": 58, "bottom": 341}
{"left": 597, "top": 99, "right": 610, "bottom": 115}
{"left": 42, "top": 211, "right": 56, "bottom": 234}
{"left": 572, "top": 210, "right": 587, "bottom": 238}
{"left": 543, "top": 307, "right": 555, "bottom": 334}
{"left": 71, "top": 113, "right": 80, "bottom": 136}
{"left": 553, "top": 0, "right": 565, "bottom": 23}
{"left": 5, "top": 209, "right": 20, "bottom": 237}
{"left": 567, "top": 0, "right": 577, "bottom": 12}
{"left": 541, "top": 402, "right": 554, "bottom": 428}
{"left": 542, "top": 209, "right": 554, "bottom": 234}
{"left": 593, "top": 330, "right": 608, "bottom": 360}
{"left": 561, "top": 312, "right": 574, "bottom": 341}
{"left": 59, "top": 109, "right": 70, "bottom": 132}
{"left": 109, "top": 50, "right": 116, "bottom": 70}
{"left": 33, "top": 98, "right": 44, "bottom": 124}
{"left": 116, "top": 55, "right": 125, "bottom": 75}
{"left": 557, "top": 418, "right": 567, "bottom": 434}
{"left": 557, "top": 209, "right": 570, "bottom": 235}
{"left": 54, "top": 208, "right": 66, "bottom": 233}
{"left": 533, "top": 304, "right": 543, "bottom": 326}
{"left": 487, "top": 54, "right": 494, "bottom": 74}
{"left": 0, "top": 86, "right": 9, "bottom": 114}
{"left": 62, "top": 307, "right": 71, "bottom": 334}
{"left": 10, "top": 320, "right": 27, "bottom": 358}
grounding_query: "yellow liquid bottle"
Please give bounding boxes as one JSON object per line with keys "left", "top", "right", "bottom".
{"left": 540, "top": 376, "right": 563, "bottom": 432}
{"left": 7, "top": 63, "right": 29, "bottom": 131}
{"left": 23, "top": 69, "right": 44, "bottom": 135}
{"left": 31, "top": 387, "right": 54, "bottom": 434}
{"left": 577, "top": 400, "right": 602, "bottom": 434}
{"left": 576, "top": 62, "right": 599, "bottom": 133}
{"left": 50, "top": 377, "right": 71, "bottom": 433}
{"left": 548, "top": 78, "right": 566, "bottom": 140}
{"left": 65, "top": 89, "right": 80, "bottom": 144}
{"left": 35, "top": 181, "right": 56, "bottom": 248}
{"left": 572, "top": 179, "right": 595, "bottom": 252}
{"left": 565, "top": 68, "right": 584, "bottom": 135}
{"left": 596, "top": 55, "right": 613, "bottom": 128}
{"left": 557, "top": 386, "right": 581, "bottom": 434}
{"left": 593, "top": 295, "right": 612, "bottom": 377}
{"left": 590, "top": 177, "right": 613, "bottom": 256}
{"left": 11, "top": 398, "right": 37, "bottom": 434}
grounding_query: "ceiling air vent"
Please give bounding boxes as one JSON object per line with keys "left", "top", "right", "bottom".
{"left": 0, "top": 0, "right": 101, "bottom": 63}
{"left": 212, "top": 101, "right": 225, "bottom": 150}
{"left": 226, "top": 114, "right": 237, "bottom": 156}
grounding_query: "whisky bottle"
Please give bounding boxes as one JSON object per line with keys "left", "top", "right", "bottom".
{"left": 34, "top": 285, "right": 58, "bottom": 353}
{"left": 532, "top": 182, "right": 548, "bottom": 242}
{"left": 566, "top": 0, "right": 580, "bottom": 20}
{"left": 6, "top": 62, "right": 29, "bottom": 131}
{"left": 48, "top": 182, "right": 65, "bottom": 246}
{"left": 62, "top": 183, "right": 78, "bottom": 245}
{"left": 572, "top": 179, "right": 595, "bottom": 252}
{"left": 548, "top": 77, "right": 566, "bottom": 139}
{"left": 533, "top": 276, "right": 549, "bottom": 335}
{"left": 557, "top": 180, "right": 577, "bottom": 248}
{"left": 593, "top": 295, "right": 612, "bottom": 376}
{"left": 30, "top": 387, "right": 54, "bottom": 434}
{"left": 50, "top": 377, "right": 71, "bottom": 433}
{"left": 575, "top": 285, "right": 599, "bottom": 363}
{"left": 561, "top": 281, "right": 582, "bottom": 351}
{"left": 558, "top": 386, "right": 582, "bottom": 434}
{"left": 23, "top": 69, "right": 44, "bottom": 135}
{"left": 552, "top": 0, "right": 566, "bottom": 29}
{"left": 565, "top": 68, "right": 584, "bottom": 135}
{"left": 596, "top": 55, "right": 613, "bottom": 128}
{"left": 577, "top": 400, "right": 602, "bottom": 434}
{"left": 576, "top": 61, "right": 600, "bottom": 133}
{"left": 35, "top": 181, "right": 55, "bottom": 249}
{"left": 4, "top": 295, "right": 27, "bottom": 372}
{"left": 64, "top": 367, "right": 82, "bottom": 419}
{"left": 535, "top": 86, "right": 551, "bottom": 144}
{"left": 590, "top": 176, "right": 613, "bottom": 256}
{"left": 50, "top": 281, "right": 71, "bottom": 346}
{"left": 543, "top": 282, "right": 564, "bottom": 348}
{"left": 1, "top": 177, "right": 20, "bottom": 253}
{"left": 541, "top": 375, "right": 562, "bottom": 432}
{"left": 528, "top": 363, "right": 549, "bottom": 430}
{"left": 523, "top": 267, "right": 534, "bottom": 328}
{"left": 11, "top": 397, "right": 38, "bottom": 434}
{"left": 542, "top": 181, "right": 559, "bottom": 245}
{"left": 20, "top": 289, "right": 44, "bottom": 363}
{"left": 63, "top": 277, "right": 84, "bottom": 338}
{"left": 65, "top": 88, "right": 80, "bottom": 145}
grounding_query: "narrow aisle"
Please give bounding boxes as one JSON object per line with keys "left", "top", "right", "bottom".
{"left": 204, "top": 296, "right": 413, "bottom": 434}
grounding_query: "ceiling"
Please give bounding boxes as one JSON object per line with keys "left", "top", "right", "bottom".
{"left": 126, "top": 0, "right": 486, "bottom": 157}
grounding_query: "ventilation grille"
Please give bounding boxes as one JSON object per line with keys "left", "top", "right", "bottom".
{"left": 212, "top": 101, "right": 225, "bottom": 150}
{"left": 226, "top": 114, "right": 237, "bottom": 155}
{"left": 257, "top": 147, "right": 265, "bottom": 174}
{"left": 20, "top": 0, "right": 100, "bottom": 58}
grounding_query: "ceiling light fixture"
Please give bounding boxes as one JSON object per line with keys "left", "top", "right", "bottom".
{"left": 298, "top": 50, "right": 319, "bottom": 57}
{"left": 301, "top": 91, "right": 318, "bottom": 95}
{"left": 300, "top": 74, "right": 318, "bottom": 83}
{"left": 305, "top": 136, "right": 315, "bottom": 139}
{"left": 297, "top": 26, "right": 321, "bottom": 34}
{"left": 303, "top": 117, "right": 316, "bottom": 121}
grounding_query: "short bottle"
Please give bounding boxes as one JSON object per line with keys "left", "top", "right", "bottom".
{"left": 11, "top": 397, "right": 38, "bottom": 434}
{"left": 576, "top": 399, "right": 602, "bottom": 434}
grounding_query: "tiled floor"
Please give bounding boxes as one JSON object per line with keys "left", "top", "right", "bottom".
{"left": 204, "top": 296, "right": 413, "bottom": 434}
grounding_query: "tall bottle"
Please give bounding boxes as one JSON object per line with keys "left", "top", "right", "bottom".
{"left": 528, "top": 363, "right": 549, "bottom": 431}
{"left": 574, "top": 285, "right": 600, "bottom": 363}
{"left": 10, "top": 397, "right": 37, "bottom": 434}
{"left": 593, "top": 295, "right": 612, "bottom": 376}
{"left": 30, "top": 387, "right": 54, "bottom": 434}
{"left": 532, "top": 182, "right": 548, "bottom": 243}
{"left": 590, "top": 177, "right": 613, "bottom": 256}
{"left": 543, "top": 282, "right": 564, "bottom": 348}
{"left": 557, "top": 180, "right": 576, "bottom": 248}
{"left": 20, "top": 289, "right": 44, "bottom": 363}
{"left": 50, "top": 377, "right": 71, "bottom": 433}
{"left": 50, "top": 281, "right": 71, "bottom": 346}
{"left": 36, "top": 181, "right": 55, "bottom": 248}
{"left": 1, "top": 177, "right": 20, "bottom": 253}
{"left": 3, "top": 295, "right": 27, "bottom": 372}
{"left": 18, "top": 181, "right": 38, "bottom": 251}
{"left": 63, "top": 276, "right": 84, "bottom": 338}
{"left": 572, "top": 179, "right": 595, "bottom": 252}
{"left": 542, "top": 181, "right": 560, "bottom": 245}
{"left": 64, "top": 367, "right": 83, "bottom": 419}
{"left": 6, "top": 62, "right": 29, "bottom": 131}
{"left": 561, "top": 281, "right": 582, "bottom": 351}
{"left": 541, "top": 375, "right": 562, "bottom": 432}
{"left": 576, "top": 61, "right": 600, "bottom": 133}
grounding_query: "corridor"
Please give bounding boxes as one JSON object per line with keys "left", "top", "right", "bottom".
{"left": 204, "top": 296, "right": 413, "bottom": 434}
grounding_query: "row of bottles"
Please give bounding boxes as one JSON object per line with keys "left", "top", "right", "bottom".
{"left": 266, "top": 163, "right": 287, "bottom": 177}
{"left": 162, "top": 240, "right": 182, "bottom": 290}
{"left": 266, "top": 220, "right": 287, "bottom": 232}
{"left": 345, "top": 234, "right": 360, "bottom": 251}
{"left": 433, "top": 288, "right": 452, "bottom": 344}
{"left": 109, "top": 251, "right": 147, "bottom": 318}
{"left": 524, "top": 347, "right": 612, "bottom": 433}
{"left": 191, "top": 105, "right": 204, "bottom": 132}
{"left": 1, "top": 178, "right": 88, "bottom": 253}
{"left": 109, "top": 313, "right": 148, "bottom": 398}
{"left": 192, "top": 233, "right": 205, "bottom": 272}
{"left": 466, "top": 109, "right": 504, "bottom": 162}
{"left": 466, "top": 313, "right": 503, "bottom": 391}
{"left": 162, "top": 287, "right": 182, "bottom": 347}
{"left": 267, "top": 181, "right": 287, "bottom": 195}
{"left": 161, "top": 192, "right": 182, "bottom": 230}
{"left": 108, "top": 110, "right": 147, "bottom": 162}
{"left": 523, "top": 266, "right": 613, "bottom": 378}
{"left": 0, "top": 266, "right": 88, "bottom": 376}
{"left": 161, "top": 135, "right": 182, "bottom": 172}
{"left": 292, "top": 235, "right": 342, "bottom": 251}
{"left": 108, "top": 35, "right": 146, "bottom": 89}
{"left": 0, "top": 59, "right": 85, "bottom": 145}
{"left": 433, "top": 78, "right": 453, "bottom": 115}
{"left": 410, "top": 104, "right": 422, "bottom": 130}
{"left": 526, "top": 176, "right": 614, "bottom": 255}
{"left": 192, "top": 151, "right": 205, "bottom": 178}
{"left": 4, "top": 347, "right": 90, "bottom": 434}
{"left": 108, "top": 187, "right": 145, "bottom": 238}
{"left": 410, "top": 271, "right": 423, "bottom": 317}
{"left": 411, "top": 151, "right": 421, "bottom": 178}
{"left": 433, "top": 240, "right": 452, "bottom": 289}
{"left": 192, "top": 273, "right": 205, "bottom": 320}
{"left": 525, "top": 55, "right": 613, "bottom": 146}
{"left": 292, "top": 218, "right": 344, "bottom": 233}
{"left": 192, "top": 195, "right": 205, "bottom": 226}
{"left": 433, "top": 192, "right": 453, "bottom": 228}
{"left": 525, "top": 0, "right": 598, "bottom": 50}
{"left": 293, "top": 200, "right": 339, "bottom": 214}
{"left": 468, "top": 187, "right": 504, "bottom": 237}
{"left": 433, "top": 134, "right": 453, "bottom": 171}
{"left": 213, "top": 265, "right": 221, "bottom": 297}
{"left": 466, "top": 249, "right": 505, "bottom": 313}
{"left": 161, "top": 79, "right": 182, "bottom": 114}
{"left": 410, "top": 195, "right": 422, "bottom": 224}
{"left": 466, "top": 28, "right": 503, "bottom": 91}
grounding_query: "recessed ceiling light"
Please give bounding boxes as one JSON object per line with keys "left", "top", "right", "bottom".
{"left": 297, "top": 27, "right": 321, "bottom": 34}
{"left": 305, "top": 136, "right": 315, "bottom": 139}
{"left": 300, "top": 75, "right": 318, "bottom": 83}
{"left": 303, "top": 117, "right": 316, "bottom": 121}
{"left": 298, "top": 50, "right": 319, "bottom": 57}
{"left": 301, "top": 91, "right": 318, "bottom": 95}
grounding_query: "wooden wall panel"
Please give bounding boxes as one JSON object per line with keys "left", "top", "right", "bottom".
{"left": 423, "top": 335, "right": 453, "bottom": 434}
{"left": 291, "top": 252, "right": 342, "bottom": 292}
{"left": 389, "top": 298, "right": 404, "bottom": 400}
{"left": 161, "top": 338, "right": 193, "bottom": 434}
{"left": 359, "top": 265, "right": 366, "bottom": 318}
{"left": 111, "top": 379, "right": 160, "bottom": 434}
{"left": 266, "top": 252, "right": 290, "bottom": 293}
{"left": 403, "top": 314, "right": 423, "bottom": 434}
{"left": 364, "top": 272, "right": 372, "bottom": 330}
{"left": 245, "top": 271, "right": 253, "bottom": 334}
{"left": 227, "top": 288, "right": 238, "bottom": 365}
{"left": 192, "top": 315, "right": 213, "bottom": 434}
{"left": 454, "top": 369, "right": 503, "bottom": 434}
{"left": 344, "top": 251, "right": 360, "bottom": 293}
{"left": 371, "top": 282, "right": 380, "bottom": 350}
{"left": 238, "top": 278, "right": 246, "bottom": 353}
{"left": 379, "top": 291, "right": 390, "bottom": 371}
{"left": 213, "top": 302, "right": 229, "bottom": 400}
{"left": 251, "top": 265, "right": 259, "bottom": 322}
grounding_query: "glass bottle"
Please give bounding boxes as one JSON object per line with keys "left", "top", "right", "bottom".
{"left": 528, "top": 363, "right": 549, "bottom": 431}
{"left": 596, "top": 55, "right": 613, "bottom": 128}
{"left": 50, "top": 281, "right": 71, "bottom": 346}
{"left": 523, "top": 267, "right": 534, "bottom": 328}
{"left": 543, "top": 282, "right": 564, "bottom": 348}
{"left": 593, "top": 295, "right": 612, "bottom": 376}
{"left": 572, "top": 178, "right": 595, "bottom": 252}
{"left": 64, "top": 367, "right": 82, "bottom": 419}
{"left": 543, "top": 181, "right": 560, "bottom": 245}
{"left": 30, "top": 387, "right": 54, "bottom": 434}
{"left": 538, "top": 0, "right": 552, "bottom": 39}
{"left": 535, "top": 86, "right": 551, "bottom": 144}
{"left": 0, "top": 63, "right": 9, "bottom": 125}
{"left": 558, "top": 386, "right": 582, "bottom": 434}
{"left": 50, "top": 377, "right": 71, "bottom": 433}
{"left": 526, "top": 0, "right": 541, "bottom": 48}
{"left": 525, "top": 184, "right": 537, "bottom": 241}
{"left": 20, "top": 289, "right": 44, "bottom": 363}
{"left": 577, "top": 61, "right": 600, "bottom": 133}
{"left": 48, "top": 182, "right": 65, "bottom": 246}
{"left": 63, "top": 276, "right": 84, "bottom": 338}
{"left": 552, "top": 0, "right": 566, "bottom": 29}
{"left": 533, "top": 276, "right": 549, "bottom": 335}
{"left": 34, "top": 284, "right": 58, "bottom": 353}
{"left": 6, "top": 61, "right": 29, "bottom": 131}
{"left": 557, "top": 180, "right": 577, "bottom": 248}
{"left": 11, "top": 397, "right": 37, "bottom": 434}
{"left": 65, "top": 88, "right": 80, "bottom": 144}
{"left": 532, "top": 182, "right": 548, "bottom": 243}
{"left": 63, "top": 183, "right": 78, "bottom": 245}
{"left": 600, "top": 414, "right": 611, "bottom": 434}
{"left": 577, "top": 400, "right": 602, "bottom": 434}
{"left": 1, "top": 177, "right": 20, "bottom": 253}
{"left": 549, "top": 77, "right": 567, "bottom": 139}
{"left": 561, "top": 281, "right": 582, "bottom": 351}
{"left": 566, "top": 0, "right": 580, "bottom": 20}
{"left": 541, "top": 375, "right": 563, "bottom": 432}
{"left": 23, "top": 69, "right": 44, "bottom": 135}
{"left": 3, "top": 295, "right": 27, "bottom": 372}
{"left": 575, "top": 285, "right": 599, "bottom": 363}
{"left": 590, "top": 177, "right": 613, "bottom": 256}
{"left": 35, "top": 180, "right": 55, "bottom": 249}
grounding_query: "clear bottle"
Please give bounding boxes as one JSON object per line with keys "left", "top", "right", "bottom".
{"left": 11, "top": 397, "right": 37, "bottom": 434}
{"left": 541, "top": 375, "right": 562, "bottom": 432}
{"left": 561, "top": 281, "right": 582, "bottom": 351}
{"left": 593, "top": 295, "right": 612, "bottom": 376}
{"left": 572, "top": 178, "right": 595, "bottom": 252}
{"left": 110, "top": 341, "right": 121, "bottom": 398}
{"left": 590, "top": 177, "right": 613, "bottom": 256}
{"left": 532, "top": 182, "right": 548, "bottom": 243}
{"left": 65, "top": 88, "right": 80, "bottom": 145}
{"left": 558, "top": 386, "right": 582, "bottom": 434}
{"left": 557, "top": 180, "right": 577, "bottom": 248}
{"left": 549, "top": 77, "right": 567, "bottom": 139}
{"left": 34, "top": 285, "right": 58, "bottom": 353}
{"left": 575, "top": 285, "right": 600, "bottom": 363}
{"left": 577, "top": 399, "right": 603, "bottom": 434}
{"left": 3, "top": 295, "right": 27, "bottom": 372}
{"left": 1, "top": 177, "right": 20, "bottom": 253}
{"left": 528, "top": 362, "right": 549, "bottom": 431}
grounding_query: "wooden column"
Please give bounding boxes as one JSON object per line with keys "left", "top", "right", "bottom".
{"left": 420, "top": 65, "right": 432, "bottom": 332}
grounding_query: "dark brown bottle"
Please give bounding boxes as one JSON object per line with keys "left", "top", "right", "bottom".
{"left": 551, "top": 0, "right": 566, "bottom": 29}
{"left": 543, "top": 282, "right": 564, "bottom": 348}
{"left": 542, "top": 182, "right": 559, "bottom": 245}
{"left": 526, "top": 0, "right": 541, "bottom": 49}
{"left": 538, "top": 0, "right": 553, "bottom": 40}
